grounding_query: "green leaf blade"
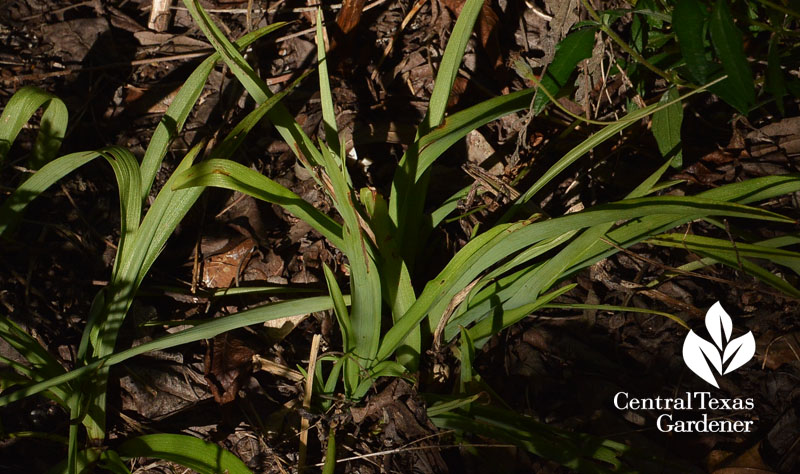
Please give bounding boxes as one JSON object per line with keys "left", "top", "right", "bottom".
{"left": 117, "top": 434, "right": 251, "bottom": 474}
{"left": 709, "top": 0, "right": 755, "bottom": 114}
{"left": 0, "top": 86, "right": 68, "bottom": 169}
{"left": 532, "top": 28, "right": 596, "bottom": 115}
{"left": 673, "top": 0, "right": 712, "bottom": 84}
{"left": 139, "top": 23, "right": 286, "bottom": 199}
{"left": 651, "top": 87, "right": 684, "bottom": 167}
{"left": 174, "top": 159, "right": 344, "bottom": 249}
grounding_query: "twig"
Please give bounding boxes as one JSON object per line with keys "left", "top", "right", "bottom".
{"left": 19, "top": 0, "right": 96, "bottom": 21}
{"left": 4, "top": 51, "right": 304, "bottom": 85}
{"left": 148, "top": 0, "right": 173, "bottom": 32}
{"left": 313, "top": 442, "right": 517, "bottom": 466}
{"left": 370, "top": 0, "right": 429, "bottom": 80}
{"left": 579, "top": 0, "right": 687, "bottom": 86}
{"left": 298, "top": 334, "right": 322, "bottom": 471}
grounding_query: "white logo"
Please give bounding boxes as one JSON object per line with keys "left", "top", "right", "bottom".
{"left": 682, "top": 302, "right": 756, "bottom": 388}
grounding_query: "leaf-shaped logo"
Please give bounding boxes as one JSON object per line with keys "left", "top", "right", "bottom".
{"left": 682, "top": 302, "right": 755, "bottom": 388}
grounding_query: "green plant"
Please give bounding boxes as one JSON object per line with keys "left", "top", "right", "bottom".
{"left": 169, "top": 0, "right": 800, "bottom": 469}
{"left": 0, "top": 22, "right": 325, "bottom": 474}
{"left": 2, "top": 0, "right": 800, "bottom": 472}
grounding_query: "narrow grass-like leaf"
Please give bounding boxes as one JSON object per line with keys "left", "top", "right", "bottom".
{"left": 380, "top": 196, "right": 791, "bottom": 360}
{"left": 652, "top": 87, "right": 683, "bottom": 167}
{"left": 117, "top": 434, "right": 251, "bottom": 474}
{"left": 174, "top": 159, "right": 344, "bottom": 249}
{"left": 416, "top": 88, "right": 536, "bottom": 179}
{"left": 182, "top": 0, "right": 321, "bottom": 166}
{"left": 0, "top": 151, "right": 98, "bottom": 237}
{"left": 422, "top": 0, "right": 485, "bottom": 133}
{"left": 709, "top": 0, "right": 755, "bottom": 113}
{"left": 564, "top": 175, "right": 800, "bottom": 278}
{"left": 210, "top": 70, "right": 312, "bottom": 160}
{"left": 431, "top": 405, "right": 629, "bottom": 474}
{"left": 0, "top": 317, "right": 70, "bottom": 403}
{"left": 503, "top": 80, "right": 722, "bottom": 222}
{"left": 318, "top": 144, "right": 382, "bottom": 375}
{"left": 646, "top": 233, "right": 800, "bottom": 297}
{"left": 316, "top": 7, "right": 339, "bottom": 153}
{"left": 467, "top": 284, "right": 575, "bottom": 345}
{"left": 139, "top": 23, "right": 286, "bottom": 199}
{"left": 389, "top": 88, "right": 536, "bottom": 261}
{"left": 322, "top": 263, "right": 356, "bottom": 392}
{"left": 387, "top": 0, "right": 494, "bottom": 264}
{"left": 532, "top": 28, "right": 596, "bottom": 114}
{"left": 322, "top": 429, "right": 336, "bottom": 474}
{"left": 543, "top": 303, "right": 688, "bottom": 329}
{"left": 353, "top": 360, "right": 408, "bottom": 399}
{"left": 0, "top": 296, "right": 339, "bottom": 406}
{"left": 359, "top": 187, "right": 419, "bottom": 367}
{"left": 489, "top": 158, "right": 677, "bottom": 325}
{"left": 459, "top": 327, "right": 476, "bottom": 393}
{"left": 766, "top": 35, "right": 786, "bottom": 115}
{"left": 0, "top": 86, "right": 67, "bottom": 169}
{"left": 101, "top": 147, "right": 143, "bottom": 285}
{"left": 648, "top": 233, "right": 800, "bottom": 268}
{"left": 378, "top": 222, "right": 523, "bottom": 361}
{"left": 673, "top": 0, "right": 712, "bottom": 84}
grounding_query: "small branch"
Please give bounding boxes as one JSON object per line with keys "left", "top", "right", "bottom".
{"left": 148, "top": 0, "right": 173, "bottom": 32}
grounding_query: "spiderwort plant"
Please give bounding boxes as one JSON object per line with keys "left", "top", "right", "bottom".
{"left": 172, "top": 0, "right": 800, "bottom": 399}
{"left": 0, "top": 23, "right": 318, "bottom": 474}
{"left": 2, "top": 0, "right": 800, "bottom": 472}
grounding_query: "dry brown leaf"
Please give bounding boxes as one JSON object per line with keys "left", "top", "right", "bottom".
{"left": 336, "top": 0, "right": 367, "bottom": 36}
{"left": 203, "top": 334, "right": 255, "bottom": 404}
{"left": 760, "top": 332, "right": 800, "bottom": 370}
{"left": 439, "top": 0, "right": 504, "bottom": 105}
{"left": 709, "top": 442, "right": 774, "bottom": 474}
{"left": 541, "top": 0, "right": 580, "bottom": 64}
{"left": 263, "top": 313, "right": 308, "bottom": 342}
{"left": 673, "top": 162, "right": 726, "bottom": 186}
{"left": 202, "top": 238, "right": 256, "bottom": 288}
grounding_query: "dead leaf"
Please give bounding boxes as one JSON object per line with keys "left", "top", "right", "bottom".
{"left": 202, "top": 238, "right": 257, "bottom": 288}
{"left": 763, "top": 405, "right": 800, "bottom": 471}
{"left": 133, "top": 31, "right": 210, "bottom": 51}
{"left": 123, "top": 85, "right": 180, "bottom": 114}
{"left": 263, "top": 313, "right": 308, "bottom": 342}
{"left": 673, "top": 162, "right": 726, "bottom": 185}
{"left": 747, "top": 117, "right": 800, "bottom": 140}
{"left": 336, "top": 0, "right": 367, "bottom": 37}
{"left": 41, "top": 18, "right": 110, "bottom": 63}
{"left": 760, "top": 332, "right": 800, "bottom": 370}
{"left": 252, "top": 354, "right": 304, "bottom": 382}
{"left": 541, "top": 0, "right": 580, "bottom": 64}
{"left": 702, "top": 150, "right": 737, "bottom": 165}
{"left": 746, "top": 117, "right": 800, "bottom": 159}
{"left": 204, "top": 334, "right": 255, "bottom": 404}
{"left": 709, "top": 442, "right": 775, "bottom": 474}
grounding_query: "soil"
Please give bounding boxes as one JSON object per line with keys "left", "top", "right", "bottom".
{"left": 1, "top": 1, "right": 799, "bottom": 473}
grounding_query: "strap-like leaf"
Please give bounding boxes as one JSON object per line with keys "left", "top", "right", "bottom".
{"left": 0, "top": 86, "right": 67, "bottom": 169}
{"left": 673, "top": 0, "right": 712, "bottom": 84}
{"left": 651, "top": 87, "right": 684, "bottom": 167}
{"left": 139, "top": 22, "right": 286, "bottom": 199}
{"left": 709, "top": 0, "right": 755, "bottom": 113}
{"left": 0, "top": 296, "right": 339, "bottom": 406}
{"left": 174, "top": 159, "right": 344, "bottom": 248}
{"left": 182, "top": 0, "right": 322, "bottom": 166}
{"left": 532, "top": 28, "right": 596, "bottom": 114}
{"left": 117, "top": 434, "right": 251, "bottom": 474}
